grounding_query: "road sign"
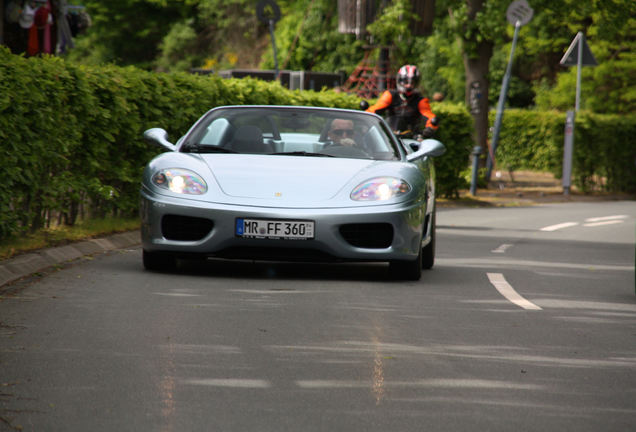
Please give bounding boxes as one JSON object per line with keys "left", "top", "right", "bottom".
{"left": 256, "top": 0, "right": 281, "bottom": 24}
{"left": 506, "top": 0, "right": 533, "bottom": 26}
{"left": 560, "top": 32, "right": 598, "bottom": 66}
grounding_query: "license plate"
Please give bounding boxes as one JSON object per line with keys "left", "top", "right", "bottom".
{"left": 236, "top": 218, "right": 315, "bottom": 240}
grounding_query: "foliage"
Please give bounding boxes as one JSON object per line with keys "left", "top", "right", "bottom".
{"left": 431, "top": 103, "right": 475, "bottom": 198}
{"left": 0, "top": 48, "right": 479, "bottom": 239}
{"left": 366, "top": 0, "right": 416, "bottom": 51}
{"left": 259, "top": 0, "right": 364, "bottom": 74}
{"left": 65, "top": 0, "right": 193, "bottom": 68}
{"left": 491, "top": 109, "right": 636, "bottom": 193}
{"left": 59, "top": 0, "right": 636, "bottom": 115}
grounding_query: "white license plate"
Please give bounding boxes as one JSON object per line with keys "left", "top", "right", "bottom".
{"left": 236, "top": 218, "right": 315, "bottom": 240}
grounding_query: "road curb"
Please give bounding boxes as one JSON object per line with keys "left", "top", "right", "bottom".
{"left": 0, "top": 230, "right": 141, "bottom": 289}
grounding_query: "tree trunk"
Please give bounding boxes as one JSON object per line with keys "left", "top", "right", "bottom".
{"left": 462, "top": 0, "right": 493, "bottom": 160}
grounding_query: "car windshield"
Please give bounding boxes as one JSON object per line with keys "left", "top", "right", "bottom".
{"left": 182, "top": 107, "right": 401, "bottom": 161}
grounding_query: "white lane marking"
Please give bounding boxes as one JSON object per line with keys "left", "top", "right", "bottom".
{"left": 532, "top": 299, "right": 636, "bottom": 312}
{"left": 491, "top": 244, "right": 513, "bottom": 254}
{"left": 487, "top": 273, "right": 542, "bottom": 310}
{"left": 585, "top": 215, "right": 628, "bottom": 222}
{"left": 183, "top": 379, "right": 270, "bottom": 388}
{"left": 583, "top": 220, "right": 625, "bottom": 227}
{"left": 540, "top": 222, "right": 578, "bottom": 232}
{"left": 296, "top": 379, "right": 542, "bottom": 390}
{"left": 437, "top": 258, "right": 632, "bottom": 272}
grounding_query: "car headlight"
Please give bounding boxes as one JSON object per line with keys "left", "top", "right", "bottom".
{"left": 351, "top": 177, "right": 411, "bottom": 201}
{"left": 151, "top": 168, "right": 207, "bottom": 195}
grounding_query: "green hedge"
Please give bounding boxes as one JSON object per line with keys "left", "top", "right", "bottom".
{"left": 2, "top": 49, "right": 632, "bottom": 241}
{"left": 0, "top": 49, "right": 472, "bottom": 239}
{"left": 491, "top": 109, "right": 636, "bottom": 193}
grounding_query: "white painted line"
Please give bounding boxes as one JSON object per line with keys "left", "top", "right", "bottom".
{"left": 585, "top": 215, "right": 628, "bottom": 222}
{"left": 540, "top": 222, "right": 578, "bottom": 232}
{"left": 487, "top": 273, "right": 542, "bottom": 310}
{"left": 583, "top": 220, "right": 625, "bottom": 227}
{"left": 491, "top": 244, "right": 513, "bottom": 254}
{"left": 296, "top": 379, "right": 543, "bottom": 390}
{"left": 183, "top": 379, "right": 271, "bottom": 388}
{"left": 438, "top": 258, "right": 632, "bottom": 272}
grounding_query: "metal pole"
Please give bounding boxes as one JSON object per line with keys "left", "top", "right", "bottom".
{"left": 486, "top": 20, "right": 521, "bottom": 182}
{"left": 562, "top": 32, "right": 583, "bottom": 195}
{"left": 575, "top": 32, "right": 583, "bottom": 112}
{"left": 470, "top": 146, "right": 482, "bottom": 196}
{"left": 269, "top": 19, "right": 280, "bottom": 83}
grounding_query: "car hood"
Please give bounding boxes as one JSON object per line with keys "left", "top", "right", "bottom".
{"left": 201, "top": 154, "right": 379, "bottom": 205}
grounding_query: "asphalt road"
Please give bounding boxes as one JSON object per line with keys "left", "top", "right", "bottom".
{"left": 1, "top": 201, "right": 634, "bottom": 431}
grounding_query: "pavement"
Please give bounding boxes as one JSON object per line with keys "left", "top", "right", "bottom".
{"left": 0, "top": 230, "right": 141, "bottom": 290}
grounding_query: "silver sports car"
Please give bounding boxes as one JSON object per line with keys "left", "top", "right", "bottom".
{"left": 140, "top": 105, "right": 445, "bottom": 280}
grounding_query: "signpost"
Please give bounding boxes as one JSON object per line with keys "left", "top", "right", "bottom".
{"left": 558, "top": 32, "right": 598, "bottom": 194}
{"left": 481, "top": 0, "right": 533, "bottom": 188}
{"left": 257, "top": 0, "right": 282, "bottom": 82}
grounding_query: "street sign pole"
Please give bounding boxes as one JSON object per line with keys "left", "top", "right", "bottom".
{"left": 562, "top": 110, "right": 575, "bottom": 195}
{"left": 559, "top": 32, "right": 597, "bottom": 194}
{"left": 478, "top": 0, "right": 533, "bottom": 190}
{"left": 575, "top": 32, "right": 583, "bottom": 112}
{"left": 256, "top": 0, "right": 282, "bottom": 83}
{"left": 269, "top": 19, "right": 280, "bottom": 82}
{"left": 486, "top": 19, "right": 521, "bottom": 182}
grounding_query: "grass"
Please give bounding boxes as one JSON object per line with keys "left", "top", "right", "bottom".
{"left": 0, "top": 217, "right": 140, "bottom": 260}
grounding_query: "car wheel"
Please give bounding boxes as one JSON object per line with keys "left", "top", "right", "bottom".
{"left": 422, "top": 210, "right": 436, "bottom": 270}
{"left": 389, "top": 246, "right": 422, "bottom": 281}
{"left": 143, "top": 249, "right": 176, "bottom": 272}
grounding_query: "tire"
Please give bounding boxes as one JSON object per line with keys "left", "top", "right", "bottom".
{"left": 389, "top": 246, "right": 422, "bottom": 281}
{"left": 422, "top": 209, "right": 436, "bottom": 270}
{"left": 142, "top": 249, "right": 176, "bottom": 272}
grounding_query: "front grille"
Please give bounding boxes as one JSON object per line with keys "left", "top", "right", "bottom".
{"left": 161, "top": 215, "right": 214, "bottom": 241}
{"left": 339, "top": 223, "right": 394, "bottom": 249}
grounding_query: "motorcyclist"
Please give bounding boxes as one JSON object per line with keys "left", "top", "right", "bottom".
{"left": 366, "top": 65, "right": 439, "bottom": 139}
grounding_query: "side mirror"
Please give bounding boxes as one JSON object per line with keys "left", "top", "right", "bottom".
{"left": 143, "top": 128, "right": 177, "bottom": 152}
{"left": 406, "top": 139, "right": 446, "bottom": 162}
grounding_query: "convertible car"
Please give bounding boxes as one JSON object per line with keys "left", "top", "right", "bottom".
{"left": 140, "top": 105, "right": 445, "bottom": 280}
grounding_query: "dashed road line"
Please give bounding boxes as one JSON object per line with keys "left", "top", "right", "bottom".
{"left": 491, "top": 244, "right": 513, "bottom": 254}
{"left": 583, "top": 220, "right": 625, "bottom": 227}
{"left": 540, "top": 215, "right": 628, "bottom": 232}
{"left": 540, "top": 222, "right": 579, "bottom": 232}
{"left": 487, "top": 273, "right": 542, "bottom": 310}
{"left": 585, "top": 215, "right": 628, "bottom": 223}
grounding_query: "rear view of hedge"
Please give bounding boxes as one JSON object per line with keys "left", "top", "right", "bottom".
{"left": 0, "top": 49, "right": 472, "bottom": 240}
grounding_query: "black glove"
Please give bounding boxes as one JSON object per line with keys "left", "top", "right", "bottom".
{"left": 421, "top": 127, "right": 436, "bottom": 138}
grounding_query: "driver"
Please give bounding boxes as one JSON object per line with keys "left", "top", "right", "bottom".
{"left": 327, "top": 119, "right": 357, "bottom": 147}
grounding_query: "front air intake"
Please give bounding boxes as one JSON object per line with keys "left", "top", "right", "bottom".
{"left": 161, "top": 215, "right": 214, "bottom": 241}
{"left": 339, "top": 223, "right": 393, "bottom": 249}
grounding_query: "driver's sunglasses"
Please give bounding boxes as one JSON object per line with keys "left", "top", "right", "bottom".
{"left": 331, "top": 128, "right": 354, "bottom": 137}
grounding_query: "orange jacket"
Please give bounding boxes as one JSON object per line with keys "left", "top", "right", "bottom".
{"left": 367, "top": 90, "right": 438, "bottom": 131}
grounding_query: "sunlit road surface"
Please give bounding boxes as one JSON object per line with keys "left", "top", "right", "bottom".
{"left": 1, "top": 201, "right": 634, "bottom": 431}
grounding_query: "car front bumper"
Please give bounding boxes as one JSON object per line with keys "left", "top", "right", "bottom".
{"left": 140, "top": 188, "right": 430, "bottom": 263}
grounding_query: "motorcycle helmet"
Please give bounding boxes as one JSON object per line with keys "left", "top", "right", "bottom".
{"left": 396, "top": 65, "right": 420, "bottom": 97}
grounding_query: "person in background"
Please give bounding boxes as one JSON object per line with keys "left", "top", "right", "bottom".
{"left": 366, "top": 64, "right": 439, "bottom": 139}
